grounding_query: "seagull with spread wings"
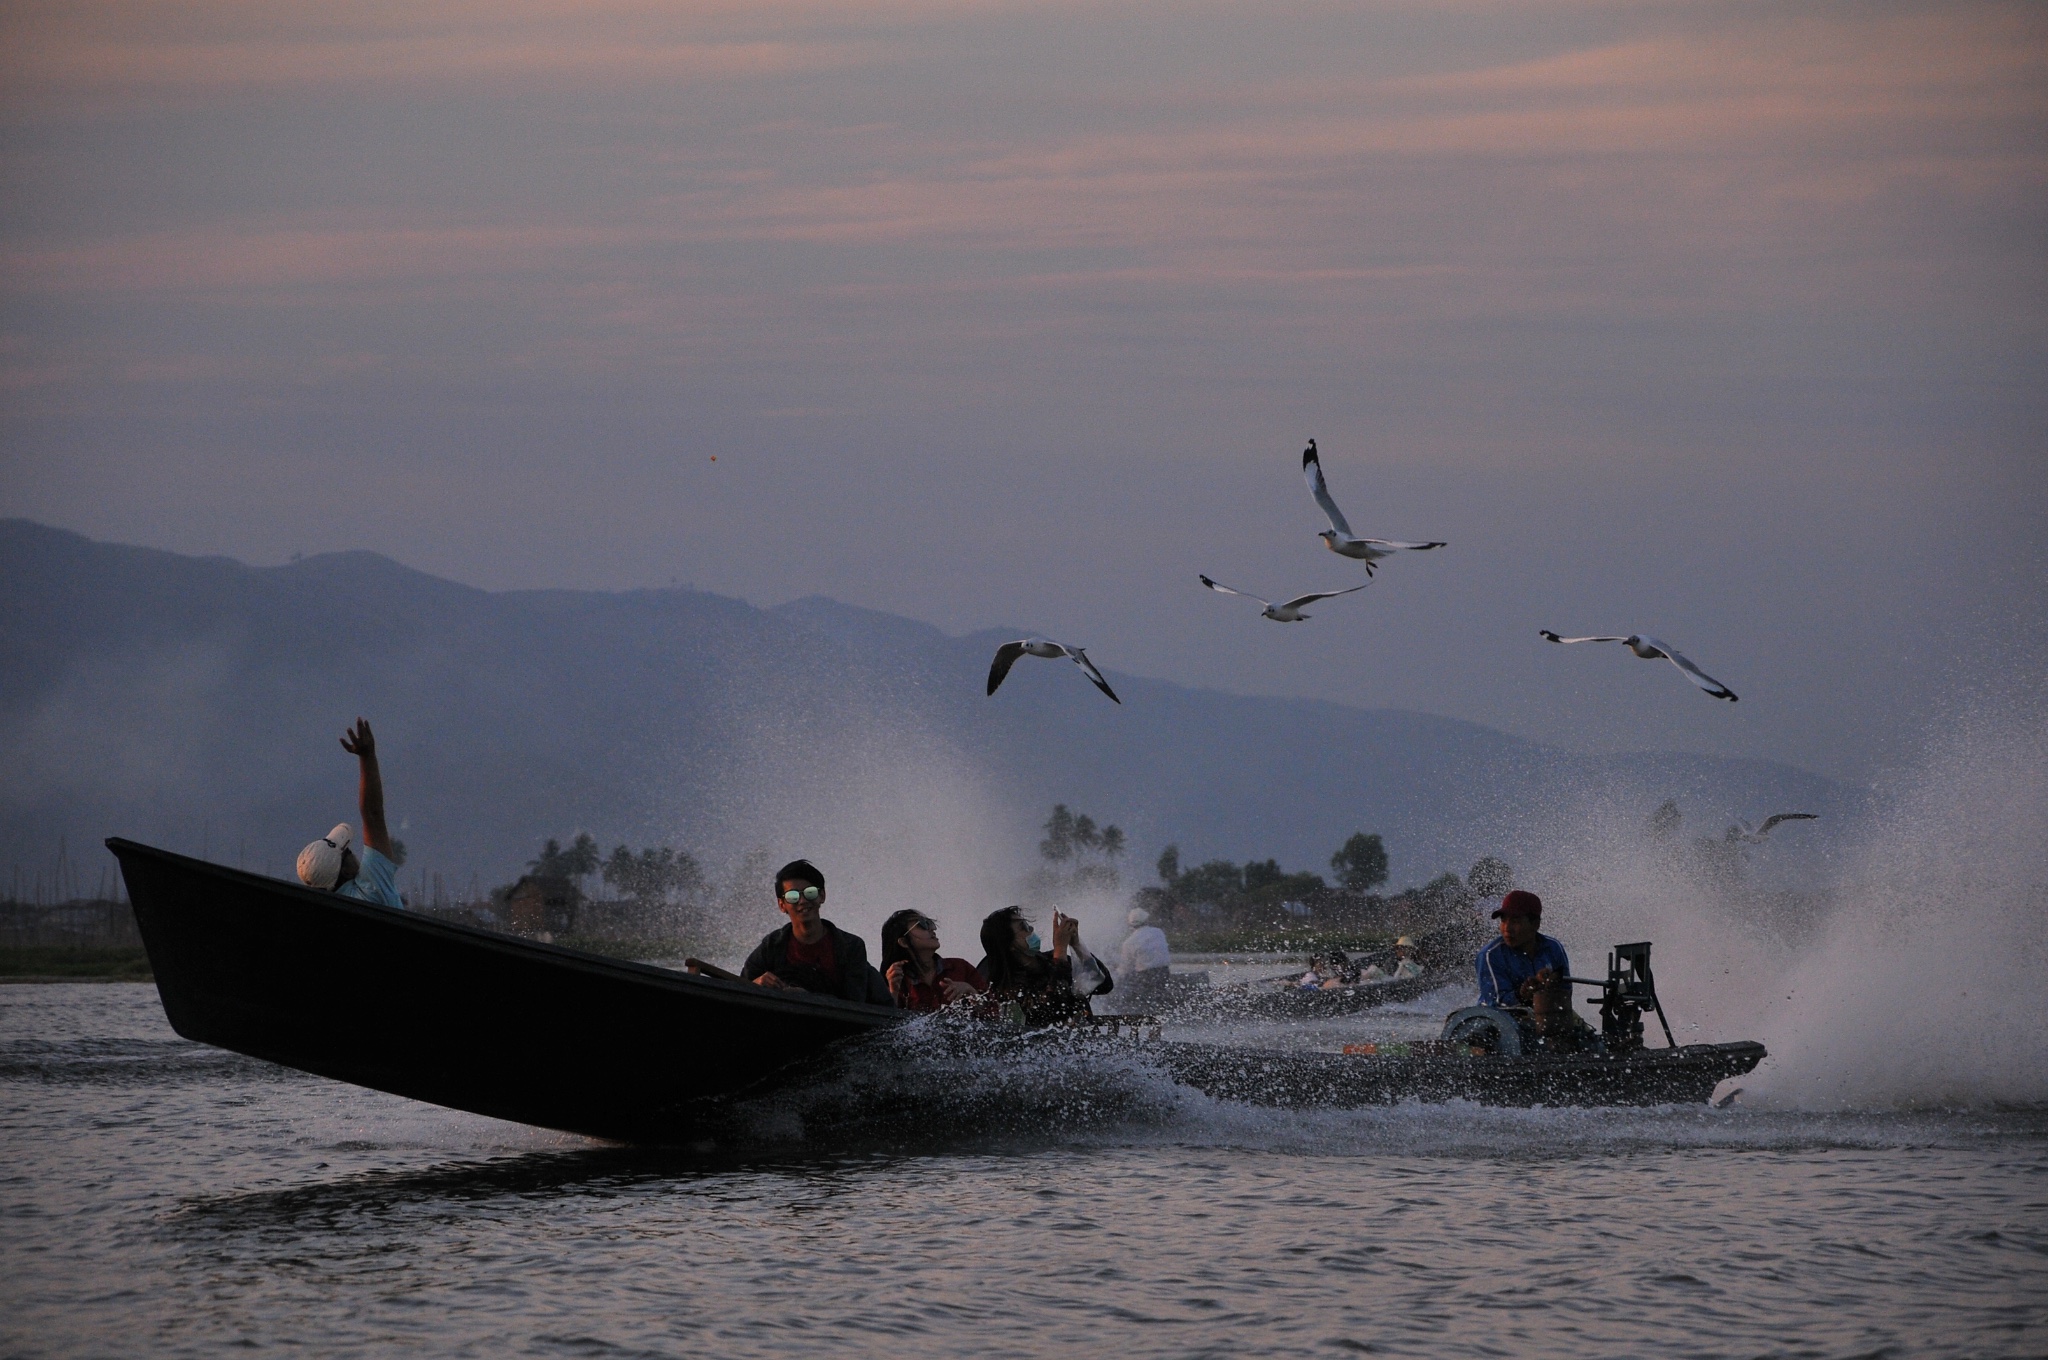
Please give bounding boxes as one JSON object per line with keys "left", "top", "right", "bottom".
{"left": 1539, "top": 630, "right": 1739, "bottom": 701}
{"left": 1200, "top": 574, "right": 1369, "bottom": 622}
{"left": 987, "top": 638, "right": 1120, "bottom": 704}
{"left": 1728, "top": 813, "right": 1817, "bottom": 845}
{"left": 1302, "top": 439, "right": 1445, "bottom": 573}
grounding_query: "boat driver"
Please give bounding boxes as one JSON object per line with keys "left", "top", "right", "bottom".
{"left": 295, "top": 717, "right": 404, "bottom": 909}
{"left": 742, "top": 859, "right": 893, "bottom": 1005}
{"left": 1475, "top": 890, "right": 1570, "bottom": 1012}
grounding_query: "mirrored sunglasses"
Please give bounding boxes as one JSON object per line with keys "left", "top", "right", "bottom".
{"left": 781, "top": 886, "right": 822, "bottom": 904}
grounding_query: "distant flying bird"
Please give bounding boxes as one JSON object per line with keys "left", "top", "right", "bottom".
{"left": 1302, "top": 440, "right": 1445, "bottom": 573}
{"left": 987, "top": 638, "right": 1120, "bottom": 704}
{"left": 1200, "top": 574, "right": 1370, "bottom": 622}
{"left": 1539, "top": 630, "right": 1739, "bottom": 701}
{"left": 1727, "top": 813, "right": 1817, "bottom": 845}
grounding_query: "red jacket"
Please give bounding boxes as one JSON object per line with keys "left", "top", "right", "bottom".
{"left": 895, "top": 956, "right": 989, "bottom": 1013}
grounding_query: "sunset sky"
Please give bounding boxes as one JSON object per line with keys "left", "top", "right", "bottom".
{"left": 3, "top": 0, "right": 2043, "bottom": 784}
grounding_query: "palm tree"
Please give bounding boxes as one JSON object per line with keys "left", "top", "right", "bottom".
{"left": 1040, "top": 805, "right": 1076, "bottom": 862}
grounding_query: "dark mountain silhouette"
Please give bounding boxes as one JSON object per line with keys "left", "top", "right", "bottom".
{"left": 0, "top": 519, "right": 1853, "bottom": 906}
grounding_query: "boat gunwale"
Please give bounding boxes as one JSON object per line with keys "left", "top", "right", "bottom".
{"left": 105, "top": 837, "right": 905, "bottom": 1029}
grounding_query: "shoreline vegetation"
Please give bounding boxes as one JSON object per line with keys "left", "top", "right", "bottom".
{"left": 0, "top": 945, "right": 153, "bottom": 981}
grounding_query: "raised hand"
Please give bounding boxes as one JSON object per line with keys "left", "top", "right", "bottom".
{"left": 339, "top": 717, "right": 390, "bottom": 855}
{"left": 340, "top": 717, "right": 376, "bottom": 759}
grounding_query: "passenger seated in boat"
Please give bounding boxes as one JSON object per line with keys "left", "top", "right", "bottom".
{"left": 1299, "top": 950, "right": 1361, "bottom": 989}
{"left": 1358, "top": 935, "right": 1425, "bottom": 984}
{"left": 978, "top": 906, "right": 1113, "bottom": 1024}
{"left": 742, "top": 859, "right": 892, "bottom": 1005}
{"left": 879, "top": 909, "right": 988, "bottom": 1013}
{"left": 295, "top": 717, "right": 403, "bottom": 909}
{"left": 1391, "top": 936, "right": 1425, "bottom": 980}
{"left": 1117, "top": 908, "right": 1172, "bottom": 1007}
{"left": 1475, "top": 891, "right": 1569, "bottom": 1010}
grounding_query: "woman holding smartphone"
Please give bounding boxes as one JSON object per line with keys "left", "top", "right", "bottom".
{"left": 976, "top": 905, "right": 1114, "bottom": 1026}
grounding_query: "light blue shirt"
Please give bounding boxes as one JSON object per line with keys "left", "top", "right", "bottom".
{"left": 336, "top": 846, "right": 403, "bottom": 909}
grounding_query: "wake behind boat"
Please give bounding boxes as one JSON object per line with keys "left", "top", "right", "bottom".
{"left": 110, "top": 839, "right": 1765, "bottom": 1139}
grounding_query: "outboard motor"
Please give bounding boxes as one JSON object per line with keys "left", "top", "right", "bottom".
{"left": 1580, "top": 941, "right": 1676, "bottom": 1055}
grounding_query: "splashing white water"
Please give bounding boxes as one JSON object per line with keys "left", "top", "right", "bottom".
{"left": 1742, "top": 699, "right": 2048, "bottom": 1107}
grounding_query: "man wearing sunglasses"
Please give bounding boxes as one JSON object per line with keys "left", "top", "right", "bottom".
{"left": 740, "top": 859, "right": 892, "bottom": 1004}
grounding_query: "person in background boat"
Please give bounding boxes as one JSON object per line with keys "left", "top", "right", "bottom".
{"left": 978, "top": 906, "right": 1114, "bottom": 1025}
{"left": 1117, "top": 907, "right": 1173, "bottom": 1009}
{"left": 1298, "top": 949, "right": 1362, "bottom": 989}
{"left": 743, "top": 859, "right": 892, "bottom": 1005}
{"left": 1390, "top": 936, "right": 1425, "bottom": 981}
{"left": 878, "top": 909, "right": 987, "bottom": 1013}
{"left": 1476, "top": 891, "right": 1570, "bottom": 1011}
{"left": 1358, "top": 936, "right": 1424, "bottom": 984}
{"left": 295, "top": 717, "right": 403, "bottom": 909}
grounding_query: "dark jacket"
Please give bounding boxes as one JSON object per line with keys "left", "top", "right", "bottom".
{"left": 976, "top": 948, "right": 1114, "bottom": 1026}
{"left": 743, "top": 921, "right": 893, "bottom": 1005}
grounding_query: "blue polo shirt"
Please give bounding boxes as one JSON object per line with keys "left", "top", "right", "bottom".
{"left": 336, "top": 846, "right": 404, "bottom": 909}
{"left": 1476, "top": 933, "right": 1570, "bottom": 1008}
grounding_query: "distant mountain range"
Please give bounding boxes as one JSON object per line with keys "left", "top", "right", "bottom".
{"left": 0, "top": 519, "right": 1856, "bottom": 914}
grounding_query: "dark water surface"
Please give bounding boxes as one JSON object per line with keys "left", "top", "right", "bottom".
{"left": 4, "top": 983, "right": 2044, "bottom": 1359}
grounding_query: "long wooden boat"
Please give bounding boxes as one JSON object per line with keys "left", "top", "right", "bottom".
{"left": 108, "top": 838, "right": 899, "bottom": 1141}
{"left": 1170, "top": 967, "right": 1455, "bottom": 1018}
{"left": 1163, "top": 921, "right": 1492, "bottom": 1020}
{"left": 111, "top": 840, "right": 1765, "bottom": 1139}
{"left": 1155, "top": 1034, "right": 1765, "bottom": 1108}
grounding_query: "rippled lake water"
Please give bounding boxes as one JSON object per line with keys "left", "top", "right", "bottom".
{"left": 4, "top": 982, "right": 2044, "bottom": 1359}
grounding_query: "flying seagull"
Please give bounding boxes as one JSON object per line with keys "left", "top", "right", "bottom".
{"left": 1302, "top": 439, "right": 1445, "bottom": 573}
{"left": 987, "top": 638, "right": 1120, "bottom": 704}
{"left": 1538, "top": 630, "right": 1739, "bottom": 701}
{"left": 1200, "top": 574, "right": 1370, "bottom": 622}
{"left": 1728, "top": 813, "right": 1817, "bottom": 845}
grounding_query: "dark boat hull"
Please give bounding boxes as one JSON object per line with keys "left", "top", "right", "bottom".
{"left": 1156, "top": 1038, "right": 1765, "bottom": 1108}
{"left": 109, "top": 839, "right": 900, "bottom": 1141}
{"left": 1175, "top": 969, "right": 1454, "bottom": 1019}
{"left": 110, "top": 840, "right": 1767, "bottom": 1137}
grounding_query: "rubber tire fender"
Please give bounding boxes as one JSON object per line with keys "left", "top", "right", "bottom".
{"left": 1442, "top": 1005, "right": 1523, "bottom": 1057}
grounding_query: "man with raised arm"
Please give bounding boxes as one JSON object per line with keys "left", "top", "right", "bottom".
{"left": 741, "top": 859, "right": 892, "bottom": 1005}
{"left": 295, "top": 717, "right": 404, "bottom": 909}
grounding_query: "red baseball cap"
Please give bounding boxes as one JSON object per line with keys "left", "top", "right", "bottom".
{"left": 1490, "top": 890, "right": 1542, "bottom": 920}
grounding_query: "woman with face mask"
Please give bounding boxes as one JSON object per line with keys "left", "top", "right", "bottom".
{"left": 976, "top": 905, "right": 1114, "bottom": 1025}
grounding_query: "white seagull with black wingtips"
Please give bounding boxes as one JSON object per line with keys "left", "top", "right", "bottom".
{"left": 1302, "top": 439, "right": 1445, "bottom": 573}
{"left": 987, "top": 638, "right": 1120, "bottom": 704}
{"left": 1538, "top": 630, "right": 1739, "bottom": 701}
{"left": 1729, "top": 813, "right": 1817, "bottom": 844}
{"left": 1200, "top": 574, "right": 1370, "bottom": 622}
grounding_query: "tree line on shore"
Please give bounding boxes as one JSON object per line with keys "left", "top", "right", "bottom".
{"left": 489, "top": 805, "right": 1515, "bottom": 946}
{"left": 1136, "top": 833, "right": 1515, "bottom": 939}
